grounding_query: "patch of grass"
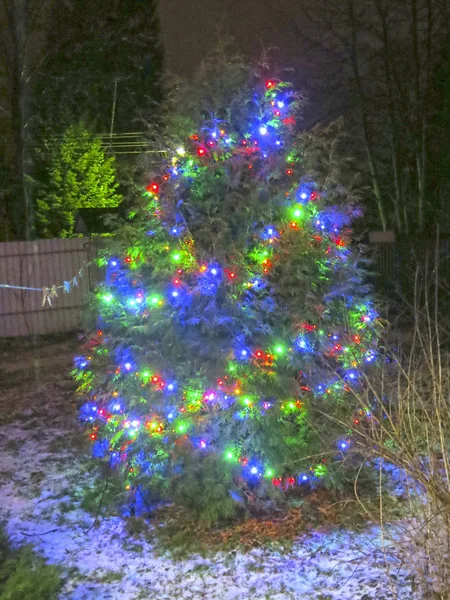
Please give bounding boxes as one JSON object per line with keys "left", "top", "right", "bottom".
{"left": 21, "top": 419, "right": 41, "bottom": 431}
{"left": 0, "top": 472, "right": 14, "bottom": 486}
{"left": 95, "top": 569, "right": 123, "bottom": 583}
{"left": 0, "top": 526, "right": 63, "bottom": 600}
{"left": 29, "top": 471, "right": 45, "bottom": 485}
{"left": 3, "top": 440, "right": 20, "bottom": 454}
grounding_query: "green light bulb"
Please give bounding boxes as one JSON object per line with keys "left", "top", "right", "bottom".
{"left": 314, "top": 464, "right": 327, "bottom": 477}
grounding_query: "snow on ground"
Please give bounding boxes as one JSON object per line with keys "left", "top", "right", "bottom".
{"left": 0, "top": 337, "right": 418, "bottom": 599}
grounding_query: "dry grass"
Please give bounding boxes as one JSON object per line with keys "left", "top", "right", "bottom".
{"left": 332, "top": 266, "right": 450, "bottom": 598}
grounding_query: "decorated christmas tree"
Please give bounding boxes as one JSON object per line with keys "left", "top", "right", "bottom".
{"left": 75, "top": 53, "right": 380, "bottom": 523}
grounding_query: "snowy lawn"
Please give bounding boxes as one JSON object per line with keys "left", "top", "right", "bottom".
{"left": 0, "top": 336, "right": 418, "bottom": 599}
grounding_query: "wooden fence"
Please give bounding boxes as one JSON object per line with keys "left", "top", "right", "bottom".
{"left": 368, "top": 232, "right": 450, "bottom": 301}
{"left": 1, "top": 232, "right": 448, "bottom": 338}
{"left": 0, "top": 238, "right": 97, "bottom": 337}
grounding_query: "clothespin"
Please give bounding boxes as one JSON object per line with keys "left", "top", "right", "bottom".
{"left": 42, "top": 285, "right": 59, "bottom": 307}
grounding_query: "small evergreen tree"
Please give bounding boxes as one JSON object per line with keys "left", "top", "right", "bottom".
{"left": 36, "top": 124, "right": 121, "bottom": 237}
{"left": 75, "top": 52, "right": 380, "bottom": 524}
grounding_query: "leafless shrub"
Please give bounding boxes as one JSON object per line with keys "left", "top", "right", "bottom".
{"left": 331, "top": 251, "right": 450, "bottom": 598}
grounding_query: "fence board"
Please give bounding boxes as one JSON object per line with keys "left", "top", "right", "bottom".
{"left": 0, "top": 237, "right": 97, "bottom": 337}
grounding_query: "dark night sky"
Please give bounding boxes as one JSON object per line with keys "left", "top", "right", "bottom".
{"left": 159, "top": 0, "right": 306, "bottom": 78}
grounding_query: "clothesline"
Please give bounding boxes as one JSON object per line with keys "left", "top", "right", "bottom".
{"left": 0, "top": 265, "right": 87, "bottom": 307}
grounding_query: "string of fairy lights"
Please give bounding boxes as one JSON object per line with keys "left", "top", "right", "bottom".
{"left": 75, "top": 78, "right": 380, "bottom": 494}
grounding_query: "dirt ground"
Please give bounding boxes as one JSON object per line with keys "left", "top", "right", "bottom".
{"left": 0, "top": 334, "right": 79, "bottom": 423}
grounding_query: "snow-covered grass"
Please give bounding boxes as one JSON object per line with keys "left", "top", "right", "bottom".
{"left": 0, "top": 336, "right": 418, "bottom": 599}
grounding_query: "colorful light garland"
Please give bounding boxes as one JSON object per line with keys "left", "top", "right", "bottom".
{"left": 75, "top": 77, "right": 380, "bottom": 500}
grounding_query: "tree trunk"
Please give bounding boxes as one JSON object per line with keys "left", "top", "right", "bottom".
{"left": 8, "top": 0, "right": 34, "bottom": 240}
{"left": 348, "top": 0, "right": 387, "bottom": 230}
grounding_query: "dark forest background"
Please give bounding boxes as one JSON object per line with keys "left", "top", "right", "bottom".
{"left": 1, "top": 0, "right": 449, "bottom": 240}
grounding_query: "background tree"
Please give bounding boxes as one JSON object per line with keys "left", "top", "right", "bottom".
{"left": 0, "top": 0, "right": 52, "bottom": 240}
{"left": 0, "top": 0, "right": 163, "bottom": 240}
{"left": 290, "top": 0, "right": 450, "bottom": 233}
{"left": 36, "top": 0, "right": 163, "bottom": 135}
{"left": 36, "top": 124, "right": 122, "bottom": 238}
{"left": 74, "top": 51, "right": 380, "bottom": 524}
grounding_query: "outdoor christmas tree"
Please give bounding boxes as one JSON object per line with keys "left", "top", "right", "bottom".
{"left": 75, "top": 53, "right": 380, "bottom": 523}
